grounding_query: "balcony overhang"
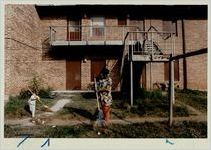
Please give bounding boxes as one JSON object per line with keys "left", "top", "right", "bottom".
{"left": 49, "top": 43, "right": 123, "bottom": 59}
{"left": 51, "top": 40, "right": 123, "bottom": 46}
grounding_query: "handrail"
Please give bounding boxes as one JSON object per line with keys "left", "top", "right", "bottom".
{"left": 49, "top": 25, "right": 140, "bottom": 42}
{"left": 50, "top": 25, "right": 140, "bottom": 28}
{"left": 123, "top": 30, "right": 175, "bottom": 34}
{"left": 120, "top": 30, "right": 176, "bottom": 80}
{"left": 147, "top": 26, "right": 175, "bottom": 40}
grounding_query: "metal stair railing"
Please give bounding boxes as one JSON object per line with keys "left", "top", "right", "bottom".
{"left": 120, "top": 30, "right": 176, "bottom": 86}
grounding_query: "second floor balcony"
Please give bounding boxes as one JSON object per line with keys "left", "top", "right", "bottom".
{"left": 49, "top": 25, "right": 140, "bottom": 46}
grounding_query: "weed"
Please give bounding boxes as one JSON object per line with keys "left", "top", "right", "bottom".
{"left": 42, "top": 125, "right": 93, "bottom": 138}
{"left": 38, "top": 87, "right": 53, "bottom": 98}
{"left": 5, "top": 95, "right": 56, "bottom": 119}
{"left": 5, "top": 96, "right": 30, "bottom": 118}
{"left": 28, "top": 75, "right": 43, "bottom": 94}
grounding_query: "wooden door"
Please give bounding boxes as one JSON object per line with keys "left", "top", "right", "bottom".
{"left": 66, "top": 60, "right": 81, "bottom": 90}
{"left": 91, "top": 59, "right": 106, "bottom": 81}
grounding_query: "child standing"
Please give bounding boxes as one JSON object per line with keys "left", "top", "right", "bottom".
{"left": 28, "top": 93, "right": 40, "bottom": 122}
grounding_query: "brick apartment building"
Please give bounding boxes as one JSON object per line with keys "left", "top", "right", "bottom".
{"left": 5, "top": 5, "right": 207, "bottom": 95}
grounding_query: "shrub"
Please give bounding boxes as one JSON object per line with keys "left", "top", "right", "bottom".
{"left": 18, "top": 87, "right": 52, "bottom": 99}
{"left": 19, "top": 89, "right": 31, "bottom": 99}
{"left": 5, "top": 96, "right": 30, "bottom": 118}
{"left": 38, "top": 87, "right": 52, "bottom": 98}
{"left": 28, "top": 75, "right": 43, "bottom": 94}
{"left": 19, "top": 75, "right": 53, "bottom": 99}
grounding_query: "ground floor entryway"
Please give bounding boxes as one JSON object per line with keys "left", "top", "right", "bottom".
{"left": 66, "top": 60, "right": 81, "bottom": 90}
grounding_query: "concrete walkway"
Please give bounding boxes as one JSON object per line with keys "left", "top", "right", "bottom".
{"left": 50, "top": 99, "right": 71, "bottom": 112}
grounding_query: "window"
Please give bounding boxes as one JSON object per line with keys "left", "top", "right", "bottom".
{"left": 163, "top": 20, "right": 177, "bottom": 34}
{"left": 118, "top": 18, "right": 127, "bottom": 26}
{"left": 67, "top": 20, "right": 81, "bottom": 41}
{"left": 164, "top": 60, "right": 179, "bottom": 81}
{"left": 91, "top": 17, "right": 105, "bottom": 36}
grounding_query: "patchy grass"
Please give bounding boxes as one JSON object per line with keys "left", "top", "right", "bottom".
{"left": 56, "top": 94, "right": 97, "bottom": 120}
{"left": 56, "top": 90, "right": 189, "bottom": 120}
{"left": 5, "top": 95, "right": 56, "bottom": 119}
{"left": 112, "top": 90, "right": 190, "bottom": 118}
{"left": 5, "top": 121, "right": 207, "bottom": 138}
{"left": 5, "top": 88, "right": 206, "bottom": 120}
{"left": 175, "top": 89, "right": 207, "bottom": 113}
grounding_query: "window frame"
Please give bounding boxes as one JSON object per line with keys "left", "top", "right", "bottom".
{"left": 90, "top": 16, "right": 105, "bottom": 37}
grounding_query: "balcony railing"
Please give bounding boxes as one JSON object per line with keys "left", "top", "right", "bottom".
{"left": 120, "top": 31, "right": 176, "bottom": 75}
{"left": 49, "top": 25, "right": 140, "bottom": 44}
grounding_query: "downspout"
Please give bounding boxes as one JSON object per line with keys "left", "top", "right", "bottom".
{"left": 181, "top": 19, "right": 187, "bottom": 89}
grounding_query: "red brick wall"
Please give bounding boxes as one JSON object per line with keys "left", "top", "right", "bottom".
{"left": 5, "top": 5, "right": 207, "bottom": 96}
{"left": 5, "top": 5, "right": 66, "bottom": 95}
{"left": 184, "top": 20, "right": 207, "bottom": 90}
{"left": 81, "top": 59, "right": 91, "bottom": 89}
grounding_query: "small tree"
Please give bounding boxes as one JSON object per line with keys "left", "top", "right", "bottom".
{"left": 28, "top": 75, "right": 43, "bottom": 95}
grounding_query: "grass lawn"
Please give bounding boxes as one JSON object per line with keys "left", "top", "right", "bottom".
{"left": 175, "top": 89, "right": 207, "bottom": 113}
{"left": 5, "top": 89, "right": 207, "bottom": 120}
{"left": 4, "top": 89, "right": 207, "bottom": 138}
{"left": 4, "top": 121, "right": 207, "bottom": 138}
{"left": 56, "top": 90, "right": 190, "bottom": 120}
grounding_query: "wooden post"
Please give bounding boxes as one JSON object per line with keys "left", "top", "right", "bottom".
{"left": 130, "top": 60, "right": 133, "bottom": 106}
{"left": 172, "top": 61, "right": 175, "bottom": 104}
{"left": 129, "top": 44, "right": 133, "bottom": 106}
{"left": 169, "top": 54, "right": 173, "bottom": 127}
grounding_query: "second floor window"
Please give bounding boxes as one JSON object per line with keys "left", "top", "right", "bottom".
{"left": 91, "top": 17, "right": 105, "bottom": 36}
{"left": 163, "top": 20, "right": 177, "bottom": 35}
{"left": 118, "top": 18, "right": 127, "bottom": 26}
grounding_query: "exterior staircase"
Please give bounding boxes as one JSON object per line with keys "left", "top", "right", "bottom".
{"left": 120, "top": 30, "right": 175, "bottom": 103}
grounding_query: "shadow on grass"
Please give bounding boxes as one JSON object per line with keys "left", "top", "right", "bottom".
{"left": 64, "top": 107, "right": 95, "bottom": 121}
{"left": 112, "top": 112, "right": 124, "bottom": 119}
{"left": 81, "top": 92, "right": 122, "bottom": 100}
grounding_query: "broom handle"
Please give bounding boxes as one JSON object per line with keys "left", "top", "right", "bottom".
{"left": 27, "top": 86, "right": 42, "bottom": 103}
{"left": 27, "top": 86, "right": 34, "bottom": 95}
{"left": 94, "top": 78, "right": 100, "bottom": 110}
